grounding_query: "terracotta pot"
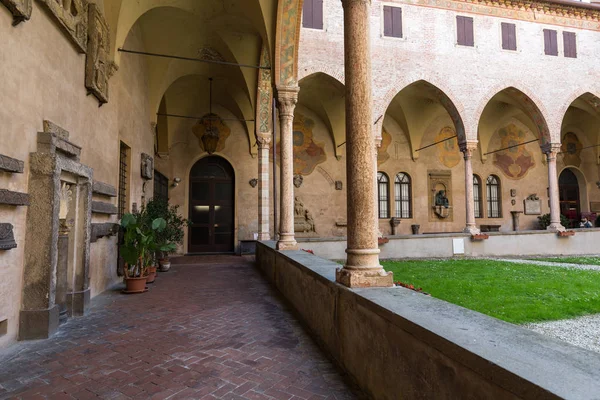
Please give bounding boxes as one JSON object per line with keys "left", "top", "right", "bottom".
{"left": 124, "top": 276, "right": 147, "bottom": 293}
{"left": 146, "top": 266, "right": 157, "bottom": 283}
{"left": 159, "top": 259, "right": 171, "bottom": 272}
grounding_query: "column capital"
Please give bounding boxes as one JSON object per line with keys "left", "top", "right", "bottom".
{"left": 276, "top": 85, "right": 299, "bottom": 117}
{"left": 541, "top": 142, "right": 561, "bottom": 155}
{"left": 459, "top": 141, "right": 478, "bottom": 159}
{"left": 256, "top": 134, "right": 272, "bottom": 149}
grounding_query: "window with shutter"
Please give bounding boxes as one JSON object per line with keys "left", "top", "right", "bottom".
{"left": 302, "top": 0, "right": 323, "bottom": 30}
{"left": 563, "top": 31, "right": 577, "bottom": 58}
{"left": 383, "top": 6, "right": 402, "bottom": 38}
{"left": 457, "top": 16, "right": 474, "bottom": 46}
{"left": 501, "top": 22, "right": 517, "bottom": 51}
{"left": 544, "top": 29, "right": 558, "bottom": 56}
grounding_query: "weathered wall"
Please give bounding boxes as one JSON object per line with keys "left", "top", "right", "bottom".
{"left": 0, "top": 2, "right": 153, "bottom": 347}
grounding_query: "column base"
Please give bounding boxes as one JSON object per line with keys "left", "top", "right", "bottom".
{"left": 19, "top": 305, "right": 60, "bottom": 340}
{"left": 67, "top": 288, "right": 90, "bottom": 317}
{"left": 336, "top": 267, "right": 394, "bottom": 288}
{"left": 257, "top": 233, "right": 271, "bottom": 241}
{"left": 546, "top": 223, "right": 566, "bottom": 233}
{"left": 463, "top": 225, "right": 480, "bottom": 235}
{"left": 276, "top": 238, "right": 298, "bottom": 251}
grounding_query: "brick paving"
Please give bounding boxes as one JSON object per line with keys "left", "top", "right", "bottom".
{"left": 0, "top": 256, "right": 362, "bottom": 400}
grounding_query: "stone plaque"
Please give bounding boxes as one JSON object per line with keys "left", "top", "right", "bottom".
{"left": 85, "top": 4, "right": 110, "bottom": 104}
{"left": 524, "top": 194, "right": 542, "bottom": 215}
{"left": 590, "top": 202, "right": 600, "bottom": 213}
{"left": 141, "top": 153, "right": 153, "bottom": 180}
{"left": 37, "top": 0, "right": 89, "bottom": 53}
{"left": 1, "top": 0, "right": 31, "bottom": 25}
{"left": 0, "top": 223, "right": 17, "bottom": 250}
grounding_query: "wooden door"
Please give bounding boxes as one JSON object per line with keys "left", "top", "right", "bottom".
{"left": 188, "top": 156, "right": 234, "bottom": 253}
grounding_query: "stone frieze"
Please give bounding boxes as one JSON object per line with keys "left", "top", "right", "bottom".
{"left": 1, "top": 0, "right": 31, "bottom": 25}
{"left": 0, "top": 154, "right": 24, "bottom": 173}
{"left": 85, "top": 3, "right": 110, "bottom": 104}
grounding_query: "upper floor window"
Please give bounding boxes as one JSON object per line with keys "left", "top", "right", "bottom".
{"left": 377, "top": 172, "right": 390, "bottom": 219}
{"left": 302, "top": 0, "right": 323, "bottom": 30}
{"left": 544, "top": 29, "right": 558, "bottom": 56}
{"left": 395, "top": 173, "right": 412, "bottom": 218}
{"left": 473, "top": 174, "right": 482, "bottom": 218}
{"left": 456, "top": 16, "right": 474, "bottom": 46}
{"left": 563, "top": 31, "right": 577, "bottom": 58}
{"left": 501, "top": 22, "right": 517, "bottom": 51}
{"left": 486, "top": 175, "right": 502, "bottom": 218}
{"left": 383, "top": 6, "right": 403, "bottom": 38}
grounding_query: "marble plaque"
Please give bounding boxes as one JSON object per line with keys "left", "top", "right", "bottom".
{"left": 524, "top": 195, "right": 542, "bottom": 215}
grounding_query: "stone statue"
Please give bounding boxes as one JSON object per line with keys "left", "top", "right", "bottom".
{"left": 294, "top": 196, "right": 316, "bottom": 233}
{"left": 435, "top": 190, "right": 449, "bottom": 208}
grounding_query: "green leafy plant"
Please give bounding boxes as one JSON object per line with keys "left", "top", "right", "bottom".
{"left": 142, "top": 198, "right": 190, "bottom": 259}
{"left": 537, "top": 213, "right": 570, "bottom": 230}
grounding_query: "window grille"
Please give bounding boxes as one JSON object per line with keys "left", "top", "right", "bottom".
{"left": 395, "top": 173, "right": 412, "bottom": 218}
{"left": 377, "top": 172, "right": 390, "bottom": 219}
{"left": 473, "top": 175, "right": 482, "bottom": 218}
{"left": 486, "top": 175, "right": 501, "bottom": 218}
{"left": 118, "top": 142, "right": 129, "bottom": 218}
{"left": 153, "top": 170, "right": 169, "bottom": 202}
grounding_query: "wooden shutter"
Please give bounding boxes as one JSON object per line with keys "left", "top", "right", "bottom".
{"left": 457, "top": 16, "right": 473, "bottom": 46}
{"left": 392, "top": 7, "right": 402, "bottom": 38}
{"left": 564, "top": 31, "right": 577, "bottom": 58}
{"left": 303, "top": 0, "right": 323, "bottom": 30}
{"left": 544, "top": 29, "right": 558, "bottom": 56}
{"left": 302, "top": 0, "right": 313, "bottom": 28}
{"left": 383, "top": 6, "right": 393, "bottom": 37}
{"left": 457, "top": 16, "right": 465, "bottom": 45}
{"left": 501, "top": 23, "right": 516, "bottom": 50}
{"left": 313, "top": 0, "right": 323, "bottom": 29}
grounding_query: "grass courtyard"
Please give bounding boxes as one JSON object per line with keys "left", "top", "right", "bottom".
{"left": 381, "top": 259, "right": 600, "bottom": 324}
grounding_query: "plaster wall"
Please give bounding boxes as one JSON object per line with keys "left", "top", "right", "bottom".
{"left": 0, "top": 2, "right": 154, "bottom": 346}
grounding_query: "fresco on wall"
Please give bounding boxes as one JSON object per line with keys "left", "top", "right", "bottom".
{"left": 561, "top": 132, "right": 583, "bottom": 167}
{"left": 275, "top": 113, "right": 326, "bottom": 175}
{"left": 435, "top": 126, "right": 461, "bottom": 168}
{"left": 492, "top": 123, "right": 535, "bottom": 180}
{"left": 377, "top": 128, "right": 392, "bottom": 166}
{"left": 192, "top": 113, "right": 231, "bottom": 153}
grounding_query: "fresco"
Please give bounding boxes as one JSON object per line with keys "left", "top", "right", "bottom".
{"left": 561, "top": 132, "right": 583, "bottom": 167}
{"left": 275, "top": 113, "right": 326, "bottom": 175}
{"left": 377, "top": 128, "right": 392, "bottom": 166}
{"left": 435, "top": 126, "right": 461, "bottom": 168}
{"left": 192, "top": 113, "right": 231, "bottom": 153}
{"left": 493, "top": 123, "right": 535, "bottom": 180}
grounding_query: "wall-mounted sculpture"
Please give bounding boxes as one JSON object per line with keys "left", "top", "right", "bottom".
{"left": 85, "top": 4, "right": 110, "bottom": 104}
{"left": 1, "top": 0, "right": 31, "bottom": 25}
{"left": 293, "top": 174, "right": 303, "bottom": 188}
{"left": 377, "top": 128, "right": 392, "bottom": 166}
{"left": 141, "top": 153, "right": 153, "bottom": 180}
{"left": 428, "top": 170, "right": 453, "bottom": 222}
{"left": 37, "top": 0, "right": 89, "bottom": 53}
{"left": 294, "top": 196, "right": 316, "bottom": 233}
{"left": 0, "top": 223, "right": 17, "bottom": 250}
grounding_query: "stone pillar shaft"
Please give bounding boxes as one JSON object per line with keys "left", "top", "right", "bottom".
{"left": 542, "top": 143, "right": 565, "bottom": 232}
{"left": 336, "top": 0, "right": 392, "bottom": 288}
{"left": 460, "top": 142, "right": 479, "bottom": 235}
{"left": 276, "top": 86, "right": 299, "bottom": 250}
{"left": 257, "top": 135, "right": 272, "bottom": 241}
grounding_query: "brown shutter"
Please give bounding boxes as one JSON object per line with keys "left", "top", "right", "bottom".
{"left": 313, "top": 0, "right": 323, "bottom": 29}
{"left": 392, "top": 7, "right": 402, "bottom": 38}
{"left": 383, "top": 6, "right": 392, "bottom": 37}
{"left": 302, "top": 0, "right": 313, "bottom": 28}
{"left": 457, "top": 16, "right": 465, "bottom": 45}
{"left": 544, "top": 29, "right": 558, "bottom": 56}
{"left": 465, "top": 17, "right": 474, "bottom": 46}
{"left": 501, "top": 23, "right": 509, "bottom": 49}
{"left": 502, "top": 23, "right": 516, "bottom": 50}
{"left": 457, "top": 16, "right": 473, "bottom": 46}
{"left": 564, "top": 31, "right": 577, "bottom": 58}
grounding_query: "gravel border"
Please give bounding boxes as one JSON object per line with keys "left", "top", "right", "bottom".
{"left": 495, "top": 258, "right": 600, "bottom": 271}
{"left": 524, "top": 314, "right": 600, "bottom": 354}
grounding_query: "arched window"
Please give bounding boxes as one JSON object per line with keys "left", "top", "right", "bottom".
{"left": 377, "top": 172, "right": 390, "bottom": 219}
{"left": 486, "top": 175, "right": 501, "bottom": 218}
{"left": 473, "top": 174, "right": 482, "bottom": 218}
{"left": 395, "top": 173, "right": 412, "bottom": 218}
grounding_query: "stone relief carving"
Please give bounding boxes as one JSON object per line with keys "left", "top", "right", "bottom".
{"left": 335, "top": 181, "right": 343, "bottom": 191}
{"left": 58, "top": 182, "right": 73, "bottom": 233}
{"left": 524, "top": 194, "right": 542, "bottom": 215}
{"left": 294, "top": 196, "right": 315, "bottom": 233}
{"left": 1, "top": 0, "right": 31, "bottom": 25}
{"left": 0, "top": 223, "right": 17, "bottom": 250}
{"left": 141, "top": 153, "right": 153, "bottom": 180}
{"left": 0, "top": 189, "right": 30, "bottom": 206}
{"left": 293, "top": 174, "right": 303, "bottom": 188}
{"left": 85, "top": 3, "right": 110, "bottom": 104}
{"left": 249, "top": 178, "right": 258, "bottom": 188}
{"left": 37, "top": 0, "right": 89, "bottom": 53}
{"left": 198, "top": 47, "right": 226, "bottom": 63}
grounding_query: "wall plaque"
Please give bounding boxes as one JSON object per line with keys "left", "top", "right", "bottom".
{"left": 524, "top": 194, "right": 542, "bottom": 215}
{"left": 590, "top": 202, "right": 600, "bottom": 213}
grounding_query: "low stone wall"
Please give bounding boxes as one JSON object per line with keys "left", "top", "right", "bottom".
{"left": 256, "top": 241, "right": 600, "bottom": 400}
{"left": 298, "top": 228, "right": 600, "bottom": 260}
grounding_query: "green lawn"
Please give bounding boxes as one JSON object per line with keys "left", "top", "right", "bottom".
{"left": 529, "top": 256, "right": 600, "bottom": 266}
{"left": 381, "top": 259, "right": 600, "bottom": 324}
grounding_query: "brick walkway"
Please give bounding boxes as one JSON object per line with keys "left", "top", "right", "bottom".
{"left": 0, "top": 256, "right": 362, "bottom": 400}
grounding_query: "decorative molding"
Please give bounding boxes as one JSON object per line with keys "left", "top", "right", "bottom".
{"left": 43, "top": 120, "right": 69, "bottom": 139}
{"left": 90, "top": 222, "right": 118, "bottom": 243}
{"left": 1, "top": 0, "right": 31, "bottom": 25}
{"left": 92, "top": 181, "right": 117, "bottom": 197}
{"left": 85, "top": 3, "right": 110, "bottom": 105}
{"left": 36, "top": 0, "right": 89, "bottom": 53}
{"left": 91, "top": 201, "right": 117, "bottom": 215}
{"left": 0, "top": 154, "right": 24, "bottom": 173}
{"left": 37, "top": 132, "right": 81, "bottom": 160}
{"left": 0, "top": 223, "right": 17, "bottom": 250}
{"left": 0, "top": 189, "right": 30, "bottom": 206}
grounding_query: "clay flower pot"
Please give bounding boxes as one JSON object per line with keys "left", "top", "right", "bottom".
{"left": 123, "top": 276, "right": 147, "bottom": 294}
{"left": 159, "top": 258, "right": 171, "bottom": 272}
{"left": 146, "top": 266, "right": 157, "bottom": 283}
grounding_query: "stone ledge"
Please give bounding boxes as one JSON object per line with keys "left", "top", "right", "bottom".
{"left": 92, "top": 181, "right": 117, "bottom": 198}
{"left": 37, "top": 132, "right": 81, "bottom": 160}
{"left": 0, "top": 154, "right": 24, "bottom": 173}
{"left": 91, "top": 223, "right": 119, "bottom": 243}
{"left": 91, "top": 201, "right": 117, "bottom": 215}
{"left": 0, "top": 223, "right": 17, "bottom": 250}
{"left": 0, "top": 189, "right": 30, "bottom": 206}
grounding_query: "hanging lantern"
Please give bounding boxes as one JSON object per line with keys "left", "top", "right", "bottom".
{"left": 192, "top": 77, "right": 221, "bottom": 155}
{"left": 201, "top": 123, "right": 220, "bottom": 154}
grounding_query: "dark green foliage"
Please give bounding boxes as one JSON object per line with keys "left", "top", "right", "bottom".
{"left": 537, "top": 213, "right": 570, "bottom": 229}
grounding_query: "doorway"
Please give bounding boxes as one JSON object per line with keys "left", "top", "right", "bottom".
{"left": 559, "top": 168, "right": 580, "bottom": 227}
{"left": 188, "top": 156, "right": 235, "bottom": 253}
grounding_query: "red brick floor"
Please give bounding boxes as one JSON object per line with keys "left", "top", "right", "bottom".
{"left": 0, "top": 256, "right": 362, "bottom": 400}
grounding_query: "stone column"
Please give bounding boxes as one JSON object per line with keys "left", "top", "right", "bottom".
{"left": 276, "top": 85, "right": 299, "bottom": 250}
{"left": 542, "top": 143, "right": 565, "bottom": 232}
{"left": 336, "top": 0, "right": 393, "bottom": 288}
{"left": 460, "top": 141, "right": 480, "bottom": 235}
{"left": 257, "top": 135, "right": 272, "bottom": 241}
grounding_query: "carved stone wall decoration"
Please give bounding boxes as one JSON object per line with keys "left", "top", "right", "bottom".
{"left": 1, "top": 0, "right": 31, "bottom": 25}
{"left": 38, "top": 132, "right": 81, "bottom": 160}
{"left": 524, "top": 194, "right": 542, "bottom": 215}
{"left": 335, "top": 181, "right": 343, "bottom": 190}
{"left": 85, "top": 3, "right": 110, "bottom": 104}
{"left": 294, "top": 196, "right": 316, "bottom": 233}
{"left": 0, "top": 189, "right": 30, "bottom": 206}
{"left": 37, "top": 0, "right": 89, "bottom": 53}
{"left": 141, "top": 153, "right": 153, "bottom": 180}
{"left": 90, "top": 223, "right": 118, "bottom": 243}
{"left": 0, "top": 223, "right": 17, "bottom": 250}
{"left": 249, "top": 178, "right": 258, "bottom": 188}
{"left": 43, "top": 120, "right": 69, "bottom": 139}
{"left": 428, "top": 170, "right": 453, "bottom": 222}
{"left": 0, "top": 154, "right": 24, "bottom": 173}
{"left": 510, "top": 189, "right": 517, "bottom": 197}
{"left": 293, "top": 174, "right": 303, "bottom": 188}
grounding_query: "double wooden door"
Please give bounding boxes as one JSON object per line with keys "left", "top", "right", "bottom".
{"left": 188, "top": 156, "right": 234, "bottom": 253}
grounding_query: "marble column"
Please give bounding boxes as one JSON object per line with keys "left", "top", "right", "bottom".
{"left": 542, "top": 143, "right": 565, "bottom": 232}
{"left": 257, "top": 135, "right": 272, "bottom": 241}
{"left": 460, "top": 141, "right": 480, "bottom": 235}
{"left": 336, "top": 0, "right": 393, "bottom": 288}
{"left": 276, "top": 85, "right": 299, "bottom": 250}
